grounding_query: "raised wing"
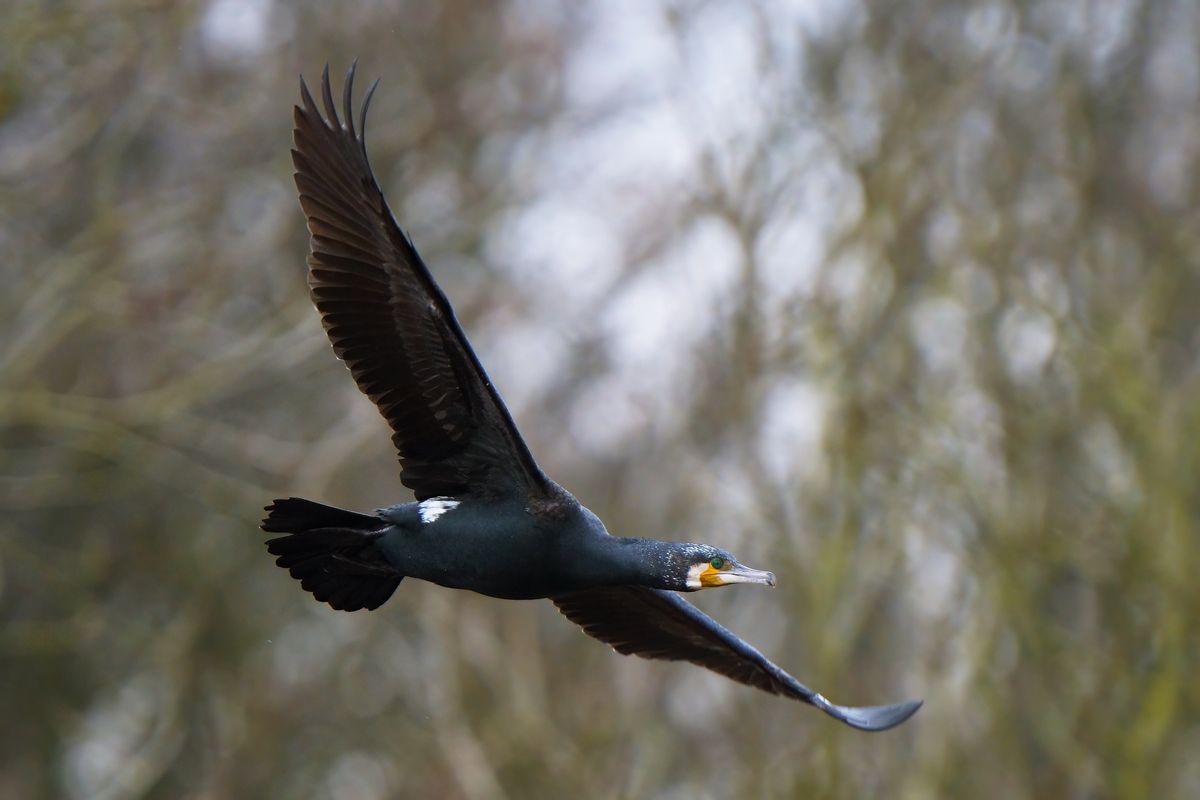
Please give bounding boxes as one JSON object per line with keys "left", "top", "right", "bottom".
{"left": 292, "top": 64, "right": 550, "bottom": 501}
{"left": 552, "top": 586, "right": 921, "bottom": 731}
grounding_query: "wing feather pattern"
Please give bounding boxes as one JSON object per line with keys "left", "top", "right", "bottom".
{"left": 292, "top": 64, "right": 550, "bottom": 501}
{"left": 552, "top": 587, "right": 922, "bottom": 732}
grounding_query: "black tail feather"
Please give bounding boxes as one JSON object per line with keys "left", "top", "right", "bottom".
{"left": 262, "top": 497, "right": 383, "bottom": 533}
{"left": 261, "top": 497, "right": 402, "bottom": 612}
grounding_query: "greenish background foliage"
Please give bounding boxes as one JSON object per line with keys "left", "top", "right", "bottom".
{"left": 2, "top": 1, "right": 1197, "bottom": 797}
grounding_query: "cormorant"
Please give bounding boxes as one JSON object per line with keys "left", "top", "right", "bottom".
{"left": 262, "top": 64, "right": 922, "bottom": 732}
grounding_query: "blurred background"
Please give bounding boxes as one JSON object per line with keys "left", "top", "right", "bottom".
{"left": 2, "top": 0, "right": 1198, "bottom": 797}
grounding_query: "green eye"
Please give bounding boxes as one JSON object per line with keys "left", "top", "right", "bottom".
{"left": 709, "top": 557, "right": 725, "bottom": 570}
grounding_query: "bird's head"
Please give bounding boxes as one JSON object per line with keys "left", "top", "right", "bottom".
{"left": 677, "top": 545, "right": 776, "bottom": 592}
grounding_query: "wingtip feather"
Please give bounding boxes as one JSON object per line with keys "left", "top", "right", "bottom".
{"left": 360, "top": 78, "right": 380, "bottom": 148}
{"left": 298, "top": 75, "right": 318, "bottom": 120}
{"left": 320, "top": 63, "right": 340, "bottom": 129}
{"left": 343, "top": 60, "right": 358, "bottom": 138}
{"left": 817, "top": 697, "right": 923, "bottom": 732}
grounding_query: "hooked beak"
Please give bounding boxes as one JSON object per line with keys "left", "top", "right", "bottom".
{"left": 703, "top": 563, "right": 777, "bottom": 588}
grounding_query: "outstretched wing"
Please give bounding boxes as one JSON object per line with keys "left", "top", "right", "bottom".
{"left": 292, "top": 64, "right": 550, "bottom": 501}
{"left": 552, "top": 587, "right": 922, "bottom": 732}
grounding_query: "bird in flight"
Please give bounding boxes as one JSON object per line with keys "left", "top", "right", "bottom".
{"left": 263, "top": 63, "right": 921, "bottom": 732}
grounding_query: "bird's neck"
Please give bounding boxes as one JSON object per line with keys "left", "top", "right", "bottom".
{"left": 572, "top": 535, "right": 687, "bottom": 591}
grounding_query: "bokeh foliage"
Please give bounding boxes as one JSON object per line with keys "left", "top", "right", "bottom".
{"left": 2, "top": 0, "right": 1198, "bottom": 797}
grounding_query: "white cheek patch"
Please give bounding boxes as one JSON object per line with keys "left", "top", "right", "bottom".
{"left": 686, "top": 563, "right": 706, "bottom": 589}
{"left": 418, "top": 497, "right": 460, "bottom": 524}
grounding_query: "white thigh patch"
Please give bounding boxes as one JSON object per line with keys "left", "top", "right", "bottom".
{"left": 418, "top": 497, "right": 461, "bottom": 524}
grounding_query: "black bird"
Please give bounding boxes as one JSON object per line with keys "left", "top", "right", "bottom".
{"left": 263, "top": 64, "right": 922, "bottom": 732}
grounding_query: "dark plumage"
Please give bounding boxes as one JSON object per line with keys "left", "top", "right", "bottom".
{"left": 262, "top": 63, "right": 922, "bottom": 732}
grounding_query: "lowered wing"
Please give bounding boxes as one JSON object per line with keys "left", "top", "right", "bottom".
{"left": 553, "top": 586, "right": 921, "bottom": 731}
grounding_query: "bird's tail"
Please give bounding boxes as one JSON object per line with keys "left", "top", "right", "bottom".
{"left": 261, "top": 497, "right": 402, "bottom": 612}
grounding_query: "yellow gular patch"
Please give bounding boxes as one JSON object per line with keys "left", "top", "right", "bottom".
{"left": 699, "top": 564, "right": 725, "bottom": 587}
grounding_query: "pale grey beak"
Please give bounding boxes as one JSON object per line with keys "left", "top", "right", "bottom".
{"left": 713, "top": 564, "right": 776, "bottom": 588}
